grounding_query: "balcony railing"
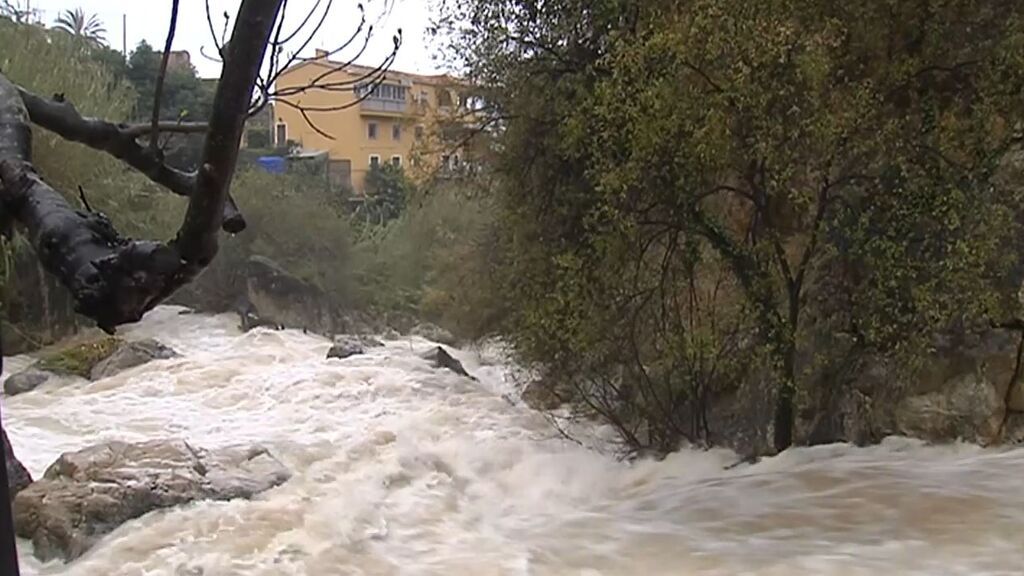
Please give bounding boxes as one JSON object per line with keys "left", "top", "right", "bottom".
{"left": 360, "top": 98, "right": 407, "bottom": 114}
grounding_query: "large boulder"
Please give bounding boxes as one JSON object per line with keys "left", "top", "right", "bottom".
{"left": 245, "top": 256, "right": 338, "bottom": 334}
{"left": 326, "top": 335, "right": 384, "bottom": 360}
{"left": 794, "top": 328, "right": 1024, "bottom": 448}
{"left": 14, "top": 439, "right": 290, "bottom": 563}
{"left": 3, "top": 429, "right": 31, "bottom": 499}
{"left": 327, "top": 341, "right": 363, "bottom": 360}
{"left": 90, "top": 338, "right": 179, "bottom": 380}
{"left": 4, "top": 367, "right": 58, "bottom": 396}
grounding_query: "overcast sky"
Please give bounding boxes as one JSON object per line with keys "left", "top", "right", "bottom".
{"left": 24, "top": 0, "right": 445, "bottom": 78}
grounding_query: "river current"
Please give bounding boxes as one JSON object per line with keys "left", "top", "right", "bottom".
{"left": 4, "top": 306, "right": 1023, "bottom": 575}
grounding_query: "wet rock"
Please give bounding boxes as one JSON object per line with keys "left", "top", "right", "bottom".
{"left": 409, "top": 322, "right": 456, "bottom": 346}
{"left": 37, "top": 337, "right": 122, "bottom": 379}
{"left": 1005, "top": 413, "right": 1024, "bottom": 444}
{"left": 4, "top": 367, "right": 57, "bottom": 396}
{"left": 90, "top": 339, "right": 179, "bottom": 380}
{"left": 421, "top": 346, "right": 474, "bottom": 379}
{"left": 326, "top": 335, "right": 384, "bottom": 360}
{"left": 3, "top": 428, "right": 31, "bottom": 499}
{"left": 327, "top": 341, "right": 363, "bottom": 360}
{"left": 14, "top": 439, "right": 290, "bottom": 563}
{"left": 896, "top": 373, "right": 1006, "bottom": 444}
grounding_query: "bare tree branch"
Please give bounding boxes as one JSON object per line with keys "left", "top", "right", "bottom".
{"left": 16, "top": 89, "right": 243, "bottom": 233}
{"left": 151, "top": 0, "right": 182, "bottom": 153}
{"left": 176, "top": 1, "right": 285, "bottom": 265}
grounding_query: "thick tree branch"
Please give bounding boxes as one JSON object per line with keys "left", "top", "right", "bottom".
{"left": 0, "top": 74, "right": 182, "bottom": 331}
{"left": 175, "top": 0, "right": 284, "bottom": 264}
{"left": 121, "top": 121, "right": 209, "bottom": 137}
{"left": 16, "top": 88, "right": 244, "bottom": 233}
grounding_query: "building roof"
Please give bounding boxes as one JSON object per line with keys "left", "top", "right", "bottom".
{"left": 278, "top": 49, "right": 463, "bottom": 88}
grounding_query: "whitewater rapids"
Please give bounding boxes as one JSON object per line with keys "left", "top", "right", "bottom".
{"left": 4, "top": 306, "right": 1024, "bottom": 575}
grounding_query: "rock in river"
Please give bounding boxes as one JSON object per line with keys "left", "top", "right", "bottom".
{"left": 90, "top": 338, "right": 179, "bottom": 380}
{"left": 3, "top": 428, "right": 31, "bottom": 499}
{"left": 14, "top": 439, "right": 290, "bottom": 563}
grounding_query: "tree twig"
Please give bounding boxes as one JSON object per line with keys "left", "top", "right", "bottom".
{"left": 152, "top": 0, "right": 182, "bottom": 153}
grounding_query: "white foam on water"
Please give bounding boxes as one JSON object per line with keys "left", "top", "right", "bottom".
{"left": 5, "top": 306, "right": 1023, "bottom": 575}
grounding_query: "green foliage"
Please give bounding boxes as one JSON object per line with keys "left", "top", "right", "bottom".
{"left": 38, "top": 337, "right": 122, "bottom": 378}
{"left": 127, "top": 41, "right": 214, "bottom": 122}
{"left": 357, "top": 163, "right": 415, "bottom": 225}
{"left": 440, "top": 0, "right": 1024, "bottom": 453}
{"left": 349, "top": 177, "right": 504, "bottom": 336}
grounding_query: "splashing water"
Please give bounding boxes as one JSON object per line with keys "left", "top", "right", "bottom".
{"left": 5, "top": 306, "right": 1024, "bottom": 575}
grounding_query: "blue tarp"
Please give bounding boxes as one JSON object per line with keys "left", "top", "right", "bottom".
{"left": 255, "top": 156, "right": 287, "bottom": 174}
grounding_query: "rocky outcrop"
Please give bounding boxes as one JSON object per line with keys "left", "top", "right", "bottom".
{"left": 14, "top": 439, "right": 290, "bottom": 563}
{"left": 794, "top": 328, "right": 1024, "bottom": 448}
{"left": 422, "top": 346, "right": 474, "bottom": 379}
{"left": 244, "top": 256, "right": 338, "bottom": 334}
{"left": 3, "top": 429, "right": 31, "bottom": 498}
{"left": 326, "top": 335, "right": 384, "bottom": 360}
{"left": 90, "top": 338, "right": 179, "bottom": 380}
{"left": 4, "top": 367, "right": 58, "bottom": 396}
{"left": 409, "top": 322, "right": 457, "bottom": 346}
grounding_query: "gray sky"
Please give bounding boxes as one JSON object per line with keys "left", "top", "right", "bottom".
{"left": 24, "top": 0, "right": 444, "bottom": 78}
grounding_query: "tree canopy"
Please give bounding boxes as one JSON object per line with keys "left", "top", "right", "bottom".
{"left": 439, "top": 0, "right": 1024, "bottom": 453}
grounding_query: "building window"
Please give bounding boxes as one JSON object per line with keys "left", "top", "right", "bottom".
{"left": 415, "top": 125, "right": 425, "bottom": 140}
{"left": 391, "top": 155, "right": 402, "bottom": 167}
{"left": 367, "top": 122, "right": 378, "bottom": 140}
{"left": 275, "top": 122, "right": 287, "bottom": 146}
{"left": 369, "top": 155, "right": 381, "bottom": 169}
{"left": 392, "top": 123, "right": 401, "bottom": 141}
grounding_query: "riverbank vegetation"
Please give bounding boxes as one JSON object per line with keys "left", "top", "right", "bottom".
{"left": 9, "top": 2, "right": 1024, "bottom": 458}
{"left": 433, "top": 0, "right": 1024, "bottom": 454}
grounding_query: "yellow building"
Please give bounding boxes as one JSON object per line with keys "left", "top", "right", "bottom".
{"left": 272, "top": 49, "right": 470, "bottom": 192}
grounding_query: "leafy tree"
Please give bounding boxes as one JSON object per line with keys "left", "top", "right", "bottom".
{"left": 52, "top": 8, "right": 105, "bottom": 44}
{"left": 126, "top": 40, "right": 214, "bottom": 122}
{"left": 441, "top": 0, "right": 1024, "bottom": 453}
{"left": 360, "top": 163, "right": 413, "bottom": 224}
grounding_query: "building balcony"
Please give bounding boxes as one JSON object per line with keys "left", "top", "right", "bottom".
{"left": 360, "top": 98, "right": 407, "bottom": 115}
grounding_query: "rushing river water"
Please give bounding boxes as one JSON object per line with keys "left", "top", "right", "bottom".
{"left": 4, "top": 306, "right": 1024, "bottom": 575}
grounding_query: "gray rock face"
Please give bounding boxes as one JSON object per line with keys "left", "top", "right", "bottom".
{"left": 422, "top": 346, "right": 474, "bottom": 380}
{"left": 409, "top": 323, "right": 456, "bottom": 346}
{"left": 4, "top": 367, "right": 56, "bottom": 396}
{"left": 792, "top": 328, "right": 1024, "bottom": 449}
{"left": 90, "top": 339, "right": 179, "bottom": 380}
{"left": 3, "top": 428, "right": 31, "bottom": 498}
{"left": 14, "top": 439, "right": 290, "bottom": 563}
